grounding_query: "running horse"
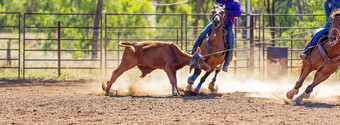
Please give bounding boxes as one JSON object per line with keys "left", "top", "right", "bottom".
{"left": 187, "top": 5, "right": 230, "bottom": 94}
{"left": 286, "top": 10, "right": 340, "bottom": 104}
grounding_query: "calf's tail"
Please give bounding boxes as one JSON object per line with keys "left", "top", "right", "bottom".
{"left": 119, "top": 42, "right": 135, "bottom": 52}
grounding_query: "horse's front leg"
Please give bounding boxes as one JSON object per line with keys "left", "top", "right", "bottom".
{"left": 293, "top": 71, "right": 332, "bottom": 104}
{"left": 194, "top": 71, "right": 213, "bottom": 94}
{"left": 286, "top": 62, "right": 312, "bottom": 99}
{"left": 187, "top": 69, "right": 201, "bottom": 91}
{"left": 208, "top": 68, "right": 220, "bottom": 92}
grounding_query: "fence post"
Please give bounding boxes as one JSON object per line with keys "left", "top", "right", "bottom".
{"left": 176, "top": 29, "right": 179, "bottom": 45}
{"left": 250, "top": 15, "right": 254, "bottom": 72}
{"left": 58, "top": 21, "right": 61, "bottom": 77}
{"left": 185, "top": 14, "right": 188, "bottom": 51}
{"left": 7, "top": 39, "right": 11, "bottom": 66}
{"left": 104, "top": 14, "right": 107, "bottom": 76}
{"left": 290, "top": 31, "right": 293, "bottom": 74}
{"left": 181, "top": 14, "right": 183, "bottom": 50}
{"left": 117, "top": 31, "right": 120, "bottom": 67}
{"left": 234, "top": 18, "right": 237, "bottom": 74}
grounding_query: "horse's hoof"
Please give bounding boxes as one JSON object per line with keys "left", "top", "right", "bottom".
{"left": 305, "top": 93, "right": 311, "bottom": 99}
{"left": 186, "top": 84, "right": 193, "bottom": 91}
{"left": 102, "top": 81, "right": 108, "bottom": 91}
{"left": 286, "top": 89, "right": 298, "bottom": 99}
{"left": 293, "top": 98, "right": 301, "bottom": 105}
{"left": 194, "top": 88, "right": 200, "bottom": 95}
{"left": 286, "top": 91, "right": 294, "bottom": 99}
{"left": 187, "top": 77, "right": 194, "bottom": 85}
{"left": 208, "top": 85, "right": 218, "bottom": 93}
{"left": 194, "top": 83, "right": 202, "bottom": 94}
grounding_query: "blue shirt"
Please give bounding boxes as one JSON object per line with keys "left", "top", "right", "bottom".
{"left": 324, "top": 0, "right": 340, "bottom": 27}
{"left": 216, "top": 0, "right": 242, "bottom": 25}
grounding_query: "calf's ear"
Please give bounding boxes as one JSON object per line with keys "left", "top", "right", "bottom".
{"left": 200, "top": 62, "right": 211, "bottom": 72}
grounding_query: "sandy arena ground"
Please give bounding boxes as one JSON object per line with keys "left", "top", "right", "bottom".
{"left": 0, "top": 70, "right": 340, "bottom": 124}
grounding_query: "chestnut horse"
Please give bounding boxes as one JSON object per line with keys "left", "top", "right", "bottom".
{"left": 187, "top": 5, "right": 230, "bottom": 94}
{"left": 286, "top": 11, "right": 340, "bottom": 104}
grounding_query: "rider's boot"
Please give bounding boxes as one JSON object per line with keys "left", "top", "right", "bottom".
{"left": 300, "top": 52, "right": 308, "bottom": 60}
{"left": 223, "top": 41, "right": 231, "bottom": 72}
{"left": 300, "top": 49, "right": 312, "bottom": 60}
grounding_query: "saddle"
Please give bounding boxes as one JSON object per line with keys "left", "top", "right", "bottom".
{"left": 304, "top": 34, "right": 328, "bottom": 54}
{"left": 199, "top": 28, "right": 229, "bottom": 61}
{"left": 203, "top": 29, "right": 229, "bottom": 52}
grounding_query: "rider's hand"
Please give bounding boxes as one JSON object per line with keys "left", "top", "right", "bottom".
{"left": 191, "top": 51, "right": 195, "bottom": 55}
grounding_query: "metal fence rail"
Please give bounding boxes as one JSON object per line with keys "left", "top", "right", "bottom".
{"left": 0, "top": 12, "right": 337, "bottom": 79}
{"left": 23, "top": 13, "right": 102, "bottom": 79}
{"left": 262, "top": 14, "right": 325, "bottom": 75}
{"left": 0, "top": 12, "right": 20, "bottom": 78}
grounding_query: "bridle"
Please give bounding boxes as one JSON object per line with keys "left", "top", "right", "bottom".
{"left": 211, "top": 6, "right": 225, "bottom": 29}
{"left": 329, "top": 28, "right": 340, "bottom": 46}
{"left": 204, "top": 5, "right": 226, "bottom": 59}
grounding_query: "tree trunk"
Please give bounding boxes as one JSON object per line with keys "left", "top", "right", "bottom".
{"left": 193, "top": 0, "right": 204, "bottom": 39}
{"left": 92, "top": 0, "right": 103, "bottom": 59}
{"left": 295, "top": 0, "right": 303, "bottom": 21}
{"left": 288, "top": 0, "right": 293, "bottom": 8}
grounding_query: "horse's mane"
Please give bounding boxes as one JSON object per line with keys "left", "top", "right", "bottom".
{"left": 331, "top": 9, "right": 340, "bottom": 18}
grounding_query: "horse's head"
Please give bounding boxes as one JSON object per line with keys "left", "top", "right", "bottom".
{"left": 211, "top": 5, "right": 226, "bottom": 28}
{"left": 188, "top": 48, "right": 211, "bottom": 73}
{"left": 329, "top": 10, "right": 340, "bottom": 46}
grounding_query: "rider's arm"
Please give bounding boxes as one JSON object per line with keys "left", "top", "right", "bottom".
{"left": 216, "top": 0, "right": 224, "bottom": 5}
{"left": 226, "top": 2, "right": 241, "bottom": 17}
{"left": 324, "top": 0, "right": 331, "bottom": 23}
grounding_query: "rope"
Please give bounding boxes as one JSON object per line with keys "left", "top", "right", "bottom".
{"left": 201, "top": 36, "right": 313, "bottom": 57}
{"left": 198, "top": 27, "right": 322, "bottom": 57}
{"left": 136, "top": 0, "right": 190, "bottom": 6}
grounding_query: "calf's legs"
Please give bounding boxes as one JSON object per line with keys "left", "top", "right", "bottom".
{"left": 104, "top": 62, "right": 136, "bottom": 95}
{"left": 165, "top": 65, "right": 180, "bottom": 96}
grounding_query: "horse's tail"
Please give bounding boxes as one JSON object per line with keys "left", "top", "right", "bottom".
{"left": 119, "top": 42, "right": 135, "bottom": 52}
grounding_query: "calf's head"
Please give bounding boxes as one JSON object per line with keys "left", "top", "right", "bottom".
{"left": 188, "top": 51, "right": 211, "bottom": 73}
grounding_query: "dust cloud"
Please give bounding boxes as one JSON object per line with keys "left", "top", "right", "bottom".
{"left": 102, "top": 67, "right": 340, "bottom": 103}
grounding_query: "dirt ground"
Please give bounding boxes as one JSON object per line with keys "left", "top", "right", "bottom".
{"left": 0, "top": 77, "right": 339, "bottom": 125}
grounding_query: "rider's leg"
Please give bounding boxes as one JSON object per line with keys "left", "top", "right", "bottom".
{"left": 191, "top": 23, "right": 213, "bottom": 54}
{"left": 223, "top": 25, "right": 234, "bottom": 72}
{"left": 300, "top": 25, "right": 329, "bottom": 60}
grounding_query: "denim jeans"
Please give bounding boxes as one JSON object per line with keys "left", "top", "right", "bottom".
{"left": 304, "top": 24, "right": 330, "bottom": 51}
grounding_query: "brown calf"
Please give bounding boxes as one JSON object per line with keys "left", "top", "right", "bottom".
{"left": 102, "top": 42, "right": 211, "bottom": 96}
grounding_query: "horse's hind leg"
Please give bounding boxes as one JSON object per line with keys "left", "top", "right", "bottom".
{"left": 293, "top": 71, "right": 332, "bottom": 104}
{"left": 286, "top": 63, "right": 313, "bottom": 99}
{"left": 208, "top": 69, "right": 220, "bottom": 92}
{"left": 187, "top": 69, "right": 201, "bottom": 91}
{"left": 194, "top": 71, "right": 213, "bottom": 94}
